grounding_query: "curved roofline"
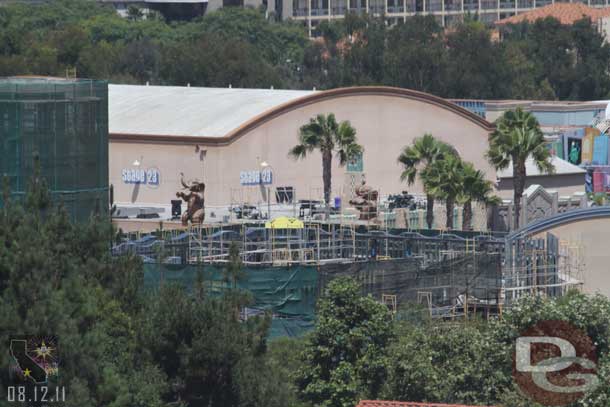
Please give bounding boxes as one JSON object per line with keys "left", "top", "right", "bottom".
{"left": 507, "top": 206, "right": 610, "bottom": 241}
{"left": 110, "top": 86, "right": 494, "bottom": 145}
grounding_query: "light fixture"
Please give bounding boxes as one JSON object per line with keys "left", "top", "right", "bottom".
{"left": 260, "top": 161, "right": 269, "bottom": 168}
{"left": 133, "top": 159, "right": 141, "bottom": 167}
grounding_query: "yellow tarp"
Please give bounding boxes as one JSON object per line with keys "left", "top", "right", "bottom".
{"left": 265, "top": 216, "right": 304, "bottom": 229}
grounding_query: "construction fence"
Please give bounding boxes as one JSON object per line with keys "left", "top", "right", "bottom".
{"left": 143, "top": 263, "right": 318, "bottom": 337}
{"left": 123, "top": 223, "right": 585, "bottom": 337}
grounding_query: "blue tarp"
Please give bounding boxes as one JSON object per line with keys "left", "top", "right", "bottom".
{"left": 593, "top": 135, "right": 609, "bottom": 165}
{"left": 143, "top": 264, "right": 318, "bottom": 337}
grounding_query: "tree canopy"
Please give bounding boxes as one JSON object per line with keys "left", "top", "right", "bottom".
{"left": 0, "top": 170, "right": 292, "bottom": 407}
{"left": 2, "top": 2, "right": 610, "bottom": 100}
{"left": 2, "top": 169, "right": 609, "bottom": 407}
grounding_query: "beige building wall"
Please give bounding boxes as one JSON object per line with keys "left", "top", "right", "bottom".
{"left": 109, "top": 93, "right": 496, "bottom": 208}
{"left": 534, "top": 218, "right": 610, "bottom": 298}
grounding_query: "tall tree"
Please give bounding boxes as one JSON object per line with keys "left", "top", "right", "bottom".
{"left": 459, "top": 162, "right": 499, "bottom": 231}
{"left": 397, "top": 134, "right": 457, "bottom": 229}
{"left": 445, "top": 19, "right": 510, "bottom": 99}
{"left": 289, "top": 113, "right": 362, "bottom": 205}
{"left": 420, "top": 154, "right": 464, "bottom": 230}
{"left": 0, "top": 168, "right": 166, "bottom": 406}
{"left": 487, "top": 108, "right": 554, "bottom": 229}
{"left": 570, "top": 17, "right": 610, "bottom": 100}
{"left": 384, "top": 15, "right": 446, "bottom": 94}
{"left": 296, "top": 278, "right": 393, "bottom": 407}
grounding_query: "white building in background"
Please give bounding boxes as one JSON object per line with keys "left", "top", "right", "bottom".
{"left": 97, "top": 0, "right": 207, "bottom": 18}
{"left": 95, "top": 0, "right": 610, "bottom": 36}
{"left": 4, "top": 0, "right": 610, "bottom": 36}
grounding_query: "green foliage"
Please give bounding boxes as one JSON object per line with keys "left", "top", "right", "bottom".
{"left": 397, "top": 133, "right": 457, "bottom": 229}
{"left": 445, "top": 20, "right": 511, "bottom": 99}
{"left": 0, "top": 167, "right": 290, "bottom": 407}
{"left": 3, "top": 167, "right": 609, "bottom": 407}
{"left": 2, "top": 2, "right": 610, "bottom": 100}
{"left": 224, "top": 241, "right": 245, "bottom": 289}
{"left": 397, "top": 134, "right": 457, "bottom": 187}
{"left": 591, "top": 192, "right": 607, "bottom": 206}
{"left": 383, "top": 16, "right": 446, "bottom": 95}
{"left": 139, "top": 283, "right": 276, "bottom": 406}
{"left": 290, "top": 113, "right": 362, "bottom": 204}
{"left": 384, "top": 292, "right": 610, "bottom": 407}
{"left": 459, "top": 161, "right": 499, "bottom": 231}
{"left": 267, "top": 338, "right": 311, "bottom": 407}
{"left": 487, "top": 108, "right": 554, "bottom": 228}
{"left": 296, "top": 278, "right": 394, "bottom": 407}
{"left": 189, "top": 7, "right": 308, "bottom": 66}
{"left": 420, "top": 154, "right": 465, "bottom": 229}
{"left": 385, "top": 321, "right": 510, "bottom": 404}
{"left": 0, "top": 169, "right": 164, "bottom": 406}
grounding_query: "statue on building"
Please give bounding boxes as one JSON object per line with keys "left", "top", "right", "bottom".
{"left": 176, "top": 172, "right": 205, "bottom": 226}
{"left": 568, "top": 141, "right": 580, "bottom": 164}
{"left": 349, "top": 177, "right": 378, "bottom": 220}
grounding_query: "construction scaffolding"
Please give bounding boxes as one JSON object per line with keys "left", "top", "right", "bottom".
{"left": 114, "top": 223, "right": 585, "bottom": 331}
{"left": 0, "top": 77, "right": 109, "bottom": 221}
{"left": 503, "top": 232, "right": 584, "bottom": 306}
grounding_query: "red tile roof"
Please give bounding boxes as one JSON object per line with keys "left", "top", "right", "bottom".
{"left": 357, "top": 401, "right": 496, "bottom": 407}
{"left": 495, "top": 3, "right": 610, "bottom": 25}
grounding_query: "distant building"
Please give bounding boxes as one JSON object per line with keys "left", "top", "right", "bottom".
{"left": 107, "top": 84, "right": 497, "bottom": 215}
{"left": 7, "top": 0, "right": 610, "bottom": 37}
{"left": 97, "top": 0, "right": 207, "bottom": 19}
{"left": 274, "top": 0, "right": 610, "bottom": 37}
{"left": 453, "top": 99, "right": 607, "bottom": 131}
{"left": 496, "top": 156, "right": 586, "bottom": 198}
{"left": 496, "top": 3, "right": 610, "bottom": 41}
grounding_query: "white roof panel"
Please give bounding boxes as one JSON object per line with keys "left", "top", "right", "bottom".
{"left": 109, "top": 84, "right": 315, "bottom": 138}
{"left": 497, "top": 156, "right": 585, "bottom": 179}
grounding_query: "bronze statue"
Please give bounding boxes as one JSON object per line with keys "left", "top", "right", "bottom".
{"left": 349, "top": 178, "right": 378, "bottom": 220}
{"left": 176, "top": 172, "right": 205, "bottom": 226}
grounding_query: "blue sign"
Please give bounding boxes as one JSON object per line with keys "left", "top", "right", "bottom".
{"left": 240, "top": 168, "right": 272, "bottom": 185}
{"left": 122, "top": 168, "right": 160, "bottom": 185}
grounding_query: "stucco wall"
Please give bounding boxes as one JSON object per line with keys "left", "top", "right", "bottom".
{"left": 109, "top": 93, "right": 495, "bottom": 207}
{"left": 497, "top": 174, "right": 585, "bottom": 199}
{"left": 534, "top": 218, "right": 610, "bottom": 298}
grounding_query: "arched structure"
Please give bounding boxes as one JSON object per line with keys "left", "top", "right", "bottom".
{"left": 109, "top": 85, "right": 495, "bottom": 207}
{"left": 507, "top": 207, "right": 610, "bottom": 298}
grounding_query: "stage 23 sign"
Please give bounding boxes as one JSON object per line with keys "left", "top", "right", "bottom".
{"left": 122, "top": 168, "right": 160, "bottom": 185}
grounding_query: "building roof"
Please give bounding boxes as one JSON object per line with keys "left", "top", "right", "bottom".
{"left": 109, "top": 85, "right": 315, "bottom": 138}
{"left": 497, "top": 156, "right": 585, "bottom": 179}
{"left": 109, "top": 85, "right": 494, "bottom": 143}
{"left": 496, "top": 3, "right": 610, "bottom": 25}
{"left": 356, "top": 401, "right": 495, "bottom": 407}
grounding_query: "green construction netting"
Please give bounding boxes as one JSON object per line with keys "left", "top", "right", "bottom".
{"left": 0, "top": 78, "right": 109, "bottom": 221}
{"left": 143, "top": 264, "right": 318, "bottom": 337}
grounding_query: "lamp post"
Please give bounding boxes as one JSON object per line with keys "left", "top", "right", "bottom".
{"left": 260, "top": 161, "right": 273, "bottom": 219}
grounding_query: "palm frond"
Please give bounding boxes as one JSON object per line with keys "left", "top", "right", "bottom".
{"left": 289, "top": 144, "right": 309, "bottom": 159}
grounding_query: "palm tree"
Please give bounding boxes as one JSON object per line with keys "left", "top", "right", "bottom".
{"left": 486, "top": 108, "right": 554, "bottom": 229}
{"left": 289, "top": 113, "right": 363, "bottom": 205}
{"left": 420, "top": 154, "right": 464, "bottom": 230}
{"left": 460, "top": 162, "right": 500, "bottom": 231}
{"left": 398, "top": 134, "right": 457, "bottom": 229}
